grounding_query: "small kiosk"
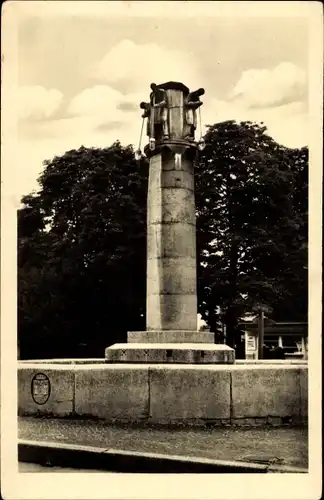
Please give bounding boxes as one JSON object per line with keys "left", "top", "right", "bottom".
{"left": 245, "top": 330, "right": 258, "bottom": 359}
{"left": 241, "top": 321, "right": 308, "bottom": 360}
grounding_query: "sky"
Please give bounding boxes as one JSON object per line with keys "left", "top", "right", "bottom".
{"left": 5, "top": 1, "right": 313, "bottom": 205}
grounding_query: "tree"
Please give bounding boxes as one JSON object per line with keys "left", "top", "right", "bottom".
{"left": 195, "top": 120, "right": 308, "bottom": 347}
{"left": 270, "top": 146, "right": 308, "bottom": 321}
{"left": 18, "top": 142, "right": 148, "bottom": 359}
{"left": 18, "top": 124, "right": 308, "bottom": 358}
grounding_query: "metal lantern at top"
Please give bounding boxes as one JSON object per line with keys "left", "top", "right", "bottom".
{"left": 137, "top": 82, "right": 205, "bottom": 153}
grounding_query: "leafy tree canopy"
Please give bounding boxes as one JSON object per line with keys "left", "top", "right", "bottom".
{"left": 18, "top": 142, "right": 148, "bottom": 358}
{"left": 195, "top": 121, "right": 308, "bottom": 344}
{"left": 18, "top": 122, "right": 308, "bottom": 357}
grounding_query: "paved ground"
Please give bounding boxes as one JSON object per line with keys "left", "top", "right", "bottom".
{"left": 18, "top": 417, "right": 308, "bottom": 469}
{"left": 19, "top": 462, "right": 104, "bottom": 473}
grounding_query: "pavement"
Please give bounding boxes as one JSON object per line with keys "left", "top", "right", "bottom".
{"left": 19, "top": 462, "right": 104, "bottom": 473}
{"left": 18, "top": 417, "right": 308, "bottom": 470}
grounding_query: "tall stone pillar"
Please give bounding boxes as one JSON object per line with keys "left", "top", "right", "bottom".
{"left": 146, "top": 144, "right": 197, "bottom": 332}
{"left": 106, "top": 81, "right": 234, "bottom": 363}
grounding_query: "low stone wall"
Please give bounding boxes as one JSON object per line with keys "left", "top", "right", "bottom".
{"left": 18, "top": 358, "right": 308, "bottom": 365}
{"left": 18, "top": 359, "right": 104, "bottom": 364}
{"left": 18, "top": 363, "right": 308, "bottom": 426}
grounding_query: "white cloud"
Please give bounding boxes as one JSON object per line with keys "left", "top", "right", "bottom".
{"left": 203, "top": 97, "right": 308, "bottom": 148}
{"left": 18, "top": 86, "right": 63, "bottom": 121}
{"left": 15, "top": 91, "right": 307, "bottom": 208}
{"left": 68, "top": 85, "right": 123, "bottom": 117}
{"left": 60, "top": 39, "right": 203, "bottom": 154}
{"left": 67, "top": 85, "right": 145, "bottom": 137}
{"left": 201, "top": 63, "right": 308, "bottom": 148}
{"left": 229, "top": 62, "right": 306, "bottom": 108}
{"left": 94, "top": 39, "right": 200, "bottom": 92}
{"left": 15, "top": 59, "right": 308, "bottom": 204}
{"left": 62, "top": 84, "right": 143, "bottom": 148}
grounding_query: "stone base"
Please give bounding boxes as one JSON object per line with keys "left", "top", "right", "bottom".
{"left": 127, "top": 330, "right": 214, "bottom": 344}
{"left": 105, "top": 343, "right": 235, "bottom": 364}
{"left": 18, "top": 362, "right": 308, "bottom": 425}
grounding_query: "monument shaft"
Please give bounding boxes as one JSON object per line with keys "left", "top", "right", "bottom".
{"left": 146, "top": 148, "right": 197, "bottom": 331}
{"left": 106, "top": 80, "right": 234, "bottom": 362}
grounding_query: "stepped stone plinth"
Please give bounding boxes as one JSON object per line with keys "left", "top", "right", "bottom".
{"left": 105, "top": 343, "right": 235, "bottom": 364}
{"left": 127, "top": 330, "right": 215, "bottom": 344}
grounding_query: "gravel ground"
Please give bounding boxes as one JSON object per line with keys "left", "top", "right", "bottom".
{"left": 19, "top": 417, "right": 308, "bottom": 468}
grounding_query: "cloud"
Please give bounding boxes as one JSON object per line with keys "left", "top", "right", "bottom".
{"left": 204, "top": 97, "right": 308, "bottom": 148}
{"left": 18, "top": 86, "right": 63, "bottom": 121}
{"left": 67, "top": 86, "right": 145, "bottom": 127}
{"left": 15, "top": 59, "right": 308, "bottom": 205}
{"left": 58, "top": 39, "right": 202, "bottom": 154}
{"left": 201, "top": 62, "right": 308, "bottom": 148}
{"left": 94, "top": 121, "right": 123, "bottom": 132}
{"left": 117, "top": 101, "right": 139, "bottom": 112}
{"left": 63, "top": 85, "right": 144, "bottom": 146}
{"left": 67, "top": 85, "right": 122, "bottom": 117}
{"left": 15, "top": 91, "right": 307, "bottom": 209}
{"left": 94, "top": 39, "right": 200, "bottom": 92}
{"left": 228, "top": 62, "right": 306, "bottom": 109}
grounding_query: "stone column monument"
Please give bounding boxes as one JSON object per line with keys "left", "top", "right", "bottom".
{"left": 106, "top": 81, "right": 234, "bottom": 364}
